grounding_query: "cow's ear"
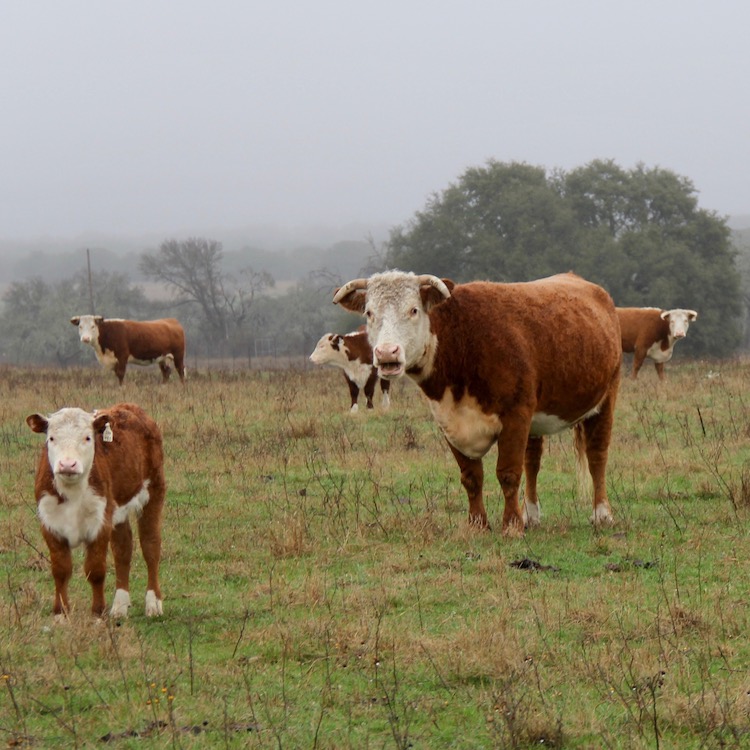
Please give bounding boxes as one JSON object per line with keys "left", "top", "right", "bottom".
{"left": 70, "top": 316, "right": 80, "bottom": 325}
{"left": 333, "top": 288, "right": 367, "bottom": 314}
{"left": 420, "top": 285, "right": 451, "bottom": 311}
{"left": 92, "top": 413, "right": 110, "bottom": 434}
{"left": 660, "top": 310, "right": 670, "bottom": 321}
{"left": 687, "top": 310, "right": 698, "bottom": 321}
{"left": 442, "top": 278, "right": 456, "bottom": 292}
{"left": 26, "top": 414, "right": 49, "bottom": 434}
{"left": 94, "top": 316, "right": 104, "bottom": 323}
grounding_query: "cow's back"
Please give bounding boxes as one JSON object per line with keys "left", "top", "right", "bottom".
{"left": 88, "top": 403, "right": 164, "bottom": 504}
{"left": 426, "top": 274, "right": 621, "bottom": 420}
{"left": 616, "top": 307, "right": 666, "bottom": 351}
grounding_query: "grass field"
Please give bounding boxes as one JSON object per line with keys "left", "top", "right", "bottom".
{"left": 1, "top": 360, "right": 750, "bottom": 748}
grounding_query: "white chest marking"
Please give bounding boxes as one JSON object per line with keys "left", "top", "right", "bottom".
{"left": 646, "top": 339, "right": 674, "bottom": 363}
{"left": 428, "top": 392, "right": 501, "bottom": 459}
{"left": 38, "top": 487, "right": 106, "bottom": 548}
{"left": 344, "top": 360, "right": 375, "bottom": 389}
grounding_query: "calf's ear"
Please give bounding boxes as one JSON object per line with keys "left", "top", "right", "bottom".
{"left": 26, "top": 414, "right": 49, "bottom": 434}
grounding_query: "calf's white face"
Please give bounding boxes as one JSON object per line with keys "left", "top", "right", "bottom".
{"left": 309, "top": 334, "right": 347, "bottom": 366}
{"left": 27, "top": 408, "right": 97, "bottom": 485}
{"left": 364, "top": 273, "right": 438, "bottom": 379}
{"left": 661, "top": 309, "right": 697, "bottom": 340}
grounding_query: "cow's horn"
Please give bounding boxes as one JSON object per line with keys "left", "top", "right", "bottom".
{"left": 333, "top": 278, "right": 368, "bottom": 304}
{"left": 416, "top": 274, "right": 451, "bottom": 299}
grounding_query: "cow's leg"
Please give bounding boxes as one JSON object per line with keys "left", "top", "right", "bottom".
{"left": 114, "top": 358, "right": 128, "bottom": 385}
{"left": 631, "top": 349, "right": 646, "bottom": 379}
{"left": 494, "top": 417, "right": 531, "bottom": 535}
{"left": 158, "top": 360, "right": 172, "bottom": 383}
{"left": 173, "top": 352, "right": 186, "bottom": 383}
{"left": 137, "top": 487, "right": 165, "bottom": 617}
{"left": 523, "top": 436, "right": 544, "bottom": 526}
{"left": 654, "top": 362, "right": 666, "bottom": 381}
{"left": 83, "top": 534, "right": 110, "bottom": 617}
{"left": 447, "top": 441, "right": 488, "bottom": 529}
{"left": 363, "top": 370, "right": 378, "bottom": 409}
{"left": 109, "top": 520, "right": 134, "bottom": 618}
{"left": 345, "top": 375, "right": 360, "bottom": 413}
{"left": 578, "top": 387, "right": 618, "bottom": 525}
{"left": 44, "top": 530, "right": 73, "bottom": 617}
{"left": 380, "top": 379, "right": 391, "bottom": 410}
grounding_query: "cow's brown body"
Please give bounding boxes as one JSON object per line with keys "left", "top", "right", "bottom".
{"left": 71, "top": 316, "right": 186, "bottom": 384}
{"left": 617, "top": 307, "right": 697, "bottom": 380}
{"left": 27, "top": 403, "right": 166, "bottom": 617}
{"left": 334, "top": 271, "right": 622, "bottom": 534}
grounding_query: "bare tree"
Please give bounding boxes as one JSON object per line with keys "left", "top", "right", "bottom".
{"left": 140, "top": 237, "right": 273, "bottom": 342}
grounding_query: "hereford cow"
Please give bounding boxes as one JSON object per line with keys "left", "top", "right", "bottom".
{"left": 309, "top": 329, "right": 391, "bottom": 413}
{"left": 333, "top": 271, "right": 621, "bottom": 534}
{"left": 26, "top": 403, "right": 166, "bottom": 618}
{"left": 70, "top": 315, "right": 186, "bottom": 385}
{"left": 617, "top": 307, "right": 697, "bottom": 380}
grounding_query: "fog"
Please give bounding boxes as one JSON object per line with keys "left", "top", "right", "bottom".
{"left": 2, "top": 1, "right": 749, "bottom": 248}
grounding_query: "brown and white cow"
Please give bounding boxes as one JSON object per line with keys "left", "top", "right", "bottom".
{"left": 70, "top": 315, "right": 186, "bottom": 385}
{"left": 309, "top": 328, "right": 391, "bottom": 413}
{"left": 26, "top": 403, "right": 166, "bottom": 618}
{"left": 617, "top": 307, "right": 698, "bottom": 380}
{"left": 334, "top": 270, "right": 621, "bottom": 534}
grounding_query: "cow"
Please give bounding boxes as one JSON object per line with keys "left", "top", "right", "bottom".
{"left": 70, "top": 315, "right": 186, "bottom": 385}
{"left": 26, "top": 403, "right": 166, "bottom": 618}
{"left": 309, "top": 328, "right": 391, "bottom": 413}
{"left": 333, "top": 270, "right": 622, "bottom": 535}
{"left": 617, "top": 307, "right": 697, "bottom": 380}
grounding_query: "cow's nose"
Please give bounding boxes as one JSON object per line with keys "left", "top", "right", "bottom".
{"left": 375, "top": 343, "right": 401, "bottom": 362}
{"left": 57, "top": 458, "right": 79, "bottom": 475}
{"left": 81, "top": 336, "right": 90, "bottom": 343}
{"left": 674, "top": 331, "right": 685, "bottom": 339}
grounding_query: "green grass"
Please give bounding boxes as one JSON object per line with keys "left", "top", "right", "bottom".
{"left": 2, "top": 361, "right": 750, "bottom": 748}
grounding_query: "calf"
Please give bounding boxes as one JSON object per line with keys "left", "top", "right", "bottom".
{"left": 309, "top": 329, "right": 391, "bottom": 413}
{"left": 27, "top": 403, "right": 165, "bottom": 618}
{"left": 334, "top": 271, "right": 621, "bottom": 534}
{"left": 617, "top": 307, "right": 697, "bottom": 380}
{"left": 71, "top": 315, "right": 186, "bottom": 384}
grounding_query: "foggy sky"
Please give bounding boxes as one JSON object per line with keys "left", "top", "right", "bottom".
{"left": 2, "top": 1, "right": 749, "bottom": 243}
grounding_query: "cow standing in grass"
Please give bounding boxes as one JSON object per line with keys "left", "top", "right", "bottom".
{"left": 309, "top": 329, "right": 391, "bottom": 413}
{"left": 27, "top": 403, "right": 166, "bottom": 618}
{"left": 616, "top": 307, "right": 698, "bottom": 380}
{"left": 333, "top": 271, "right": 621, "bottom": 534}
{"left": 71, "top": 315, "right": 186, "bottom": 385}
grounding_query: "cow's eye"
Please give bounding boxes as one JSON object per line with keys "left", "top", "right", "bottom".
{"left": 410, "top": 307, "right": 419, "bottom": 317}
{"left": 48, "top": 436, "right": 54, "bottom": 443}
{"left": 365, "top": 310, "right": 373, "bottom": 320}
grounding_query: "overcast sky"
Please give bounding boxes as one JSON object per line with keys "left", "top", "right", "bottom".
{"left": 2, "top": 1, "right": 749, "bottom": 243}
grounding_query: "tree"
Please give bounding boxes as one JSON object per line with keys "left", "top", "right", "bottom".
{"left": 139, "top": 238, "right": 274, "bottom": 352}
{"left": 385, "top": 159, "right": 742, "bottom": 357}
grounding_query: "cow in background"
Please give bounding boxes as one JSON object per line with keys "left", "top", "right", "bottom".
{"left": 71, "top": 315, "right": 186, "bottom": 384}
{"left": 309, "top": 328, "right": 391, "bottom": 413}
{"left": 334, "top": 271, "right": 621, "bottom": 534}
{"left": 617, "top": 307, "right": 697, "bottom": 380}
{"left": 26, "top": 403, "right": 166, "bottom": 618}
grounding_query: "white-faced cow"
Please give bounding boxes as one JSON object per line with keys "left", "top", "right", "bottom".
{"left": 333, "top": 271, "right": 622, "bottom": 534}
{"left": 617, "top": 307, "right": 698, "bottom": 380}
{"left": 70, "top": 315, "right": 186, "bottom": 385}
{"left": 309, "top": 328, "right": 391, "bottom": 413}
{"left": 26, "top": 403, "right": 165, "bottom": 618}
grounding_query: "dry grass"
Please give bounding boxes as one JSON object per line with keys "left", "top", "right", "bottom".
{"left": 2, "top": 359, "right": 750, "bottom": 747}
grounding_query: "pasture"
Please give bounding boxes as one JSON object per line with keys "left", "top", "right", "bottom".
{"left": 1, "top": 361, "right": 750, "bottom": 748}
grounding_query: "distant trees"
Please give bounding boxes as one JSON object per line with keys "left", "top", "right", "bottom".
{"left": 386, "top": 159, "right": 742, "bottom": 358}
{"left": 139, "top": 237, "right": 274, "bottom": 354}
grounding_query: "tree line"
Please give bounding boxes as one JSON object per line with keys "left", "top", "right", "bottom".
{"left": 0, "top": 158, "right": 746, "bottom": 366}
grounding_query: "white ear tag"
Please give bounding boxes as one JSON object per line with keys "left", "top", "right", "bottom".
{"left": 102, "top": 422, "right": 114, "bottom": 443}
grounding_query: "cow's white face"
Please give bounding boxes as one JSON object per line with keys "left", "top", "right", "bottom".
{"left": 364, "top": 272, "right": 439, "bottom": 379}
{"left": 661, "top": 309, "right": 698, "bottom": 340}
{"left": 309, "top": 334, "right": 347, "bottom": 366}
{"left": 27, "top": 408, "right": 97, "bottom": 486}
{"left": 73, "top": 315, "right": 102, "bottom": 346}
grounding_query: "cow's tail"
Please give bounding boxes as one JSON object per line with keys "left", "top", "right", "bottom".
{"left": 573, "top": 424, "right": 592, "bottom": 504}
